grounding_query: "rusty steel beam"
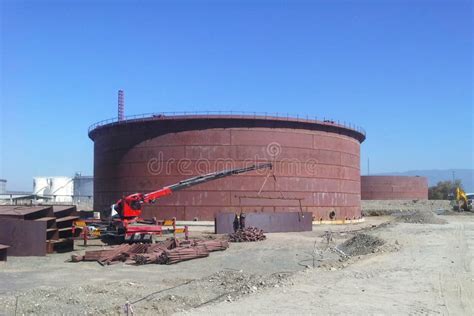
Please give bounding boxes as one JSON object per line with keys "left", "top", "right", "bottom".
{"left": 0, "top": 218, "right": 47, "bottom": 256}
{"left": 0, "top": 205, "right": 54, "bottom": 220}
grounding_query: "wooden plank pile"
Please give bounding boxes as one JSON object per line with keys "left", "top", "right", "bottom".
{"left": 71, "top": 238, "right": 229, "bottom": 265}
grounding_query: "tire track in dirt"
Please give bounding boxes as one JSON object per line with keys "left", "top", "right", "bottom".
{"left": 437, "top": 222, "right": 473, "bottom": 315}
{"left": 454, "top": 223, "right": 473, "bottom": 313}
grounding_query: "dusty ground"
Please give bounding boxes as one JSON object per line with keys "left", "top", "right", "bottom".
{"left": 361, "top": 199, "right": 453, "bottom": 216}
{"left": 0, "top": 207, "right": 473, "bottom": 315}
{"left": 193, "top": 215, "right": 474, "bottom": 315}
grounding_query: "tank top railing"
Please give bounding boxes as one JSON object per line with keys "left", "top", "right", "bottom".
{"left": 88, "top": 111, "right": 366, "bottom": 136}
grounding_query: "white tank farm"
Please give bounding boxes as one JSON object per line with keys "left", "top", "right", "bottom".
{"left": 33, "top": 176, "right": 73, "bottom": 203}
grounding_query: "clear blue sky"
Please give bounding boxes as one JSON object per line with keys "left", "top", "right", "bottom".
{"left": 1, "top": 0, "right": 472, "bottom": 191}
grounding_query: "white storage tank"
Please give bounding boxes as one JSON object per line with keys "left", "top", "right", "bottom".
{"left": 0, "top": 179, "right": 6, "bottom": 194}
{"left": 33, "top": 176, "right": 73, "bottom": 203}
{"left": 73, "top": 174, "right": 94, "bottom": 209}
{"left": 49, "top": 177, "right": 73, "bottom": 202}
{"left": 33, "top": 177, "right": 50, "bottom": 196}
{"left": 73, "top": 174, "right": 93, "bottom": 198}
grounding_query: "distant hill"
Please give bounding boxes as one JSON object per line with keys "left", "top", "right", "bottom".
{"left": 375, "top": 169, "right": 474, "bottom": 192}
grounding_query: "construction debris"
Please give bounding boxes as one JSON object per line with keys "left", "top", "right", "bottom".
{"left": 228, "top": 227, "right": 266, "bottom": 242}
{"left": 71, "top": 238, "right": 229, "bottom": 265}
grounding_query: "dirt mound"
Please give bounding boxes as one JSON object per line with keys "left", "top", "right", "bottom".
{"left": 338, "top": 234, "right": 385, "bottom": 257}
{"left": 393, "top": 210, "right": 447, "bottom": 224}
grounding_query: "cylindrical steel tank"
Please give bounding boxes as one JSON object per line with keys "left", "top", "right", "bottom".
{"left": 361, "top": 176, "right": 428, "bottom": 200}
{"left": 89, "top": 114, "right": 366, "bottom": 220}
{"left": 33, "top": 177, "right": 49, "bottom": 196}
{"left": 73, "top": 175, "right": 94, "bottom": 198}
{"left": 73, "top": 175, "right": 94, "bottom": 210}
{"left": 0, "top": 179, "right": 6, "bottom": 194}
{"left": 49, "top": 177, "right": 74, "bottom": 203}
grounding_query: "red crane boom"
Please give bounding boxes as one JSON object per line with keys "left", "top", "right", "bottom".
{"left": 113, "top": 163, "right": 272, "bottom": 219}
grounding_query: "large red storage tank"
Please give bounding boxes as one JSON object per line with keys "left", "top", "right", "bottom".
{"left": 89, "top": 114, "right": 366, "bottom": 220}
{"left": 361, "top": 176, "right": 428, "bottom": 200}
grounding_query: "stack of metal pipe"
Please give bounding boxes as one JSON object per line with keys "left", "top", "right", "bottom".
{"left": 228, "top": 227, "right": 266, "bottom": 242}
{"left": 159, "top": 245, "right": 209, "bottom": 264}
{"left": 72, "top": 238, "right": 229, "bottom": 265}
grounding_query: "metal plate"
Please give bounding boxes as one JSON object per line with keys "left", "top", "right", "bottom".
{"left": 215, "top": 212, "right": 313, "bottom": 234}
{"left": 0, "top": 218, "right": 47, "bottom": 256}
{"left": 0, "top": 205, "right": 54, "bottom": 220}
{"left": 52, "top": 205, "right": 78, "bottom": 217}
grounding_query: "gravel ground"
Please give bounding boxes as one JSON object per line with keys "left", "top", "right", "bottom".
{"left": 192, "top": 215, "right": 474, "bottom": 315}
{"left": 2, "top": 205, "right": 469, "bottom": 315}
{"left": 0, "top": 270, "right": 291, "bottom": 315}
{"left": 0, "top": 218, "right": 390, "bottom": 315}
